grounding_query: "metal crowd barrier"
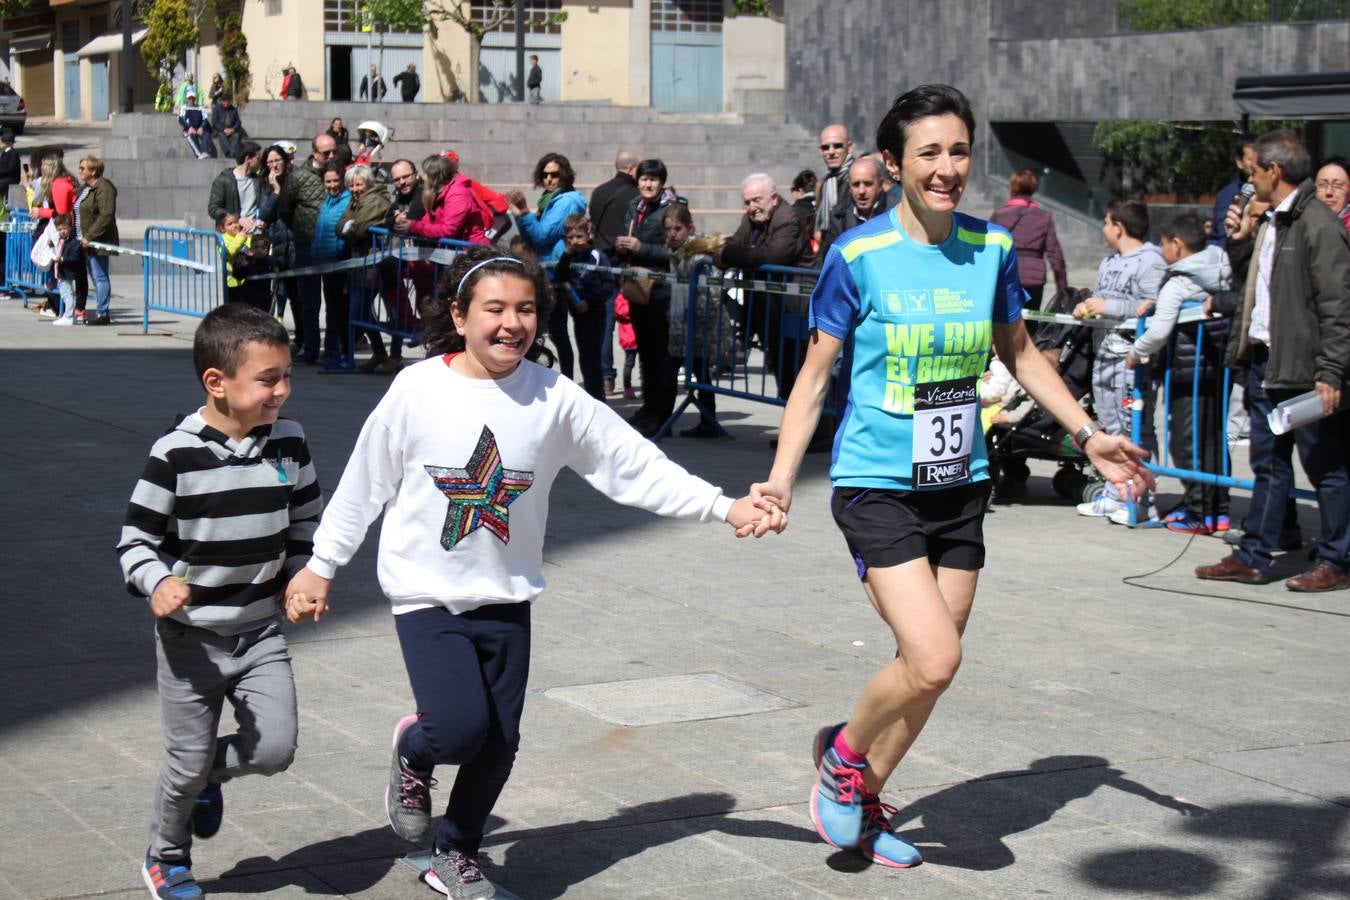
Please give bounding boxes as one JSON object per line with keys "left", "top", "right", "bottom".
{"left": 2, "top": 210, "right": 54, "bottom": 308}
{"left": 1121, "top": 305, "right": 1315, "bottom": 527}
{"left": 344, "top": 230, "right": 478, "bottom": 370}
{"left": 656, "top": 261, "right": 824, "bottom": 440}
{"left": 142, "top": 225, "right": 227, "bottom": 333}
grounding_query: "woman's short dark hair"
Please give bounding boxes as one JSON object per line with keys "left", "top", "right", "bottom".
{"left": 791, "top": 169, "right": 817, "bottom": 194}
{"left": 636, "top": 158, "right": 668, "bottom": 185}
{"left": 422, "top": 247, "right": 557, "bottom": 368}
{"left": 875, "top": 84, "right": 976, "bottom": 162}
{"left": 320, "top": 160, "right": 344, "bottom": 179}
{"left": 532, "top": 152, "right": 575, "bottom": 191}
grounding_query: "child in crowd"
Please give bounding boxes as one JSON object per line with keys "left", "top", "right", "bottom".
{"left": 614, "top": 290, "right": 639, "bottom": 400}
{"left": 554, "top": 213, "right": 618, "bottom": 400}
{"left": 283, "top": 247, "right": 781, "bottom": 899}
{"left": 51, "top": 213, "right": 83, "bottom": 326}
{"left": 1073, "top": 198, "right": 1166, "bottom": 523}
{"left": 1126, "top": 212, "right": 1232, "bottom": 533}
{"left": 178, "top": 92, "right": 212, "bottom": 160}
{"left": 663, "top": 205, "right": 733, "bottom": 438}
{"left": 234, "top": 234, "right": 279, "bottom": 314}
{"left": 216, "top": 212, "right": 250, "bottom": 305}
{"left": 116, "top": 304, "right": 322, "bottom": 900}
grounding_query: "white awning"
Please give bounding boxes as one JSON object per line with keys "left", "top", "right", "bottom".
{"left": 75, "top": 28, "right": 147, "bottom": 59}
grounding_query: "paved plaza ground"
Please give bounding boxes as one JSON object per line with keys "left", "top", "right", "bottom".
{"left": 1, "top": 286, "right": 1348, "bottom": 899}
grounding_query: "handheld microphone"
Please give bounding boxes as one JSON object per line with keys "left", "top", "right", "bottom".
{"left": 1236, "top": 182, "right": 1256, "bottom": 210}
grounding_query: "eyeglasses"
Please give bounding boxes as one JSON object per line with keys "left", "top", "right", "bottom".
{"left": 820, "top": 142, "right": 847, "bottom": 151}
{"left": 1316, "top": 179, "right": 1348, "bottom": 191}
{"left": 318, "top": 149, "right": 336, "bottom": 158}
{"left": 541, "top": 169, "right": 562, "bottom": 180}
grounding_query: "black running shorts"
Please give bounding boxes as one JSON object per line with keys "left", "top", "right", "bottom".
{"left": 830, "top": 481, "right": 992, "bottom": 578}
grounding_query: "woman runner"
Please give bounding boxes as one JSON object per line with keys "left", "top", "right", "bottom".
{"left": 751, "top": 84, "right": 1154, "bottom": 868}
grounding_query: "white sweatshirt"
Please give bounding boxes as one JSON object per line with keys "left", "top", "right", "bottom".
{"left": 308, "top": 356, "right": 735, "bottom": 614}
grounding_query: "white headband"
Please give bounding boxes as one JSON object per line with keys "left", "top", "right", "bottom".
{"left": 456, "top": 256, "right": 525, "bottom": 298}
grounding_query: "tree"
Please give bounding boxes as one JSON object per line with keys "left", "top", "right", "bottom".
{"left": 217, "top": 8, "right": 249, "bottom": 102}
{"left": 0, "top": 0, "right": 33, "bottom": 21}
{"left": 419, "top": 0, "right": 567, "bottom": 101}
{"left": 1117, "top": 0, "right": 1268, "bottom": 30}
{"left": 360, "top": 0, "right": 425, "bottom": 32}
{"left": 141, "top": 0, "right": 199, "bottom": 109}
{"left": 1093, "top": 119, "right": 1303, "bottom": 199}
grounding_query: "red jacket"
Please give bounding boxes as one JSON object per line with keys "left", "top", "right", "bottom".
{"left": 34, "top": 175, "right": 77, "bottom": 218}
{"left": 408, "top": 176, "right": 491, "bottom": 245}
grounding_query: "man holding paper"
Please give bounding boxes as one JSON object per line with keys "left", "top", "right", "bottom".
{"left": 1196, "top": 130, "right": 1350, "bottom": 592}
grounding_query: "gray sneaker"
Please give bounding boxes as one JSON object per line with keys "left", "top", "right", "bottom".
{"left": 425, "top": 848, "right": 496, "bottom": 899}
{"left": 385, "top": 714, "right": 434, "bottom": 843}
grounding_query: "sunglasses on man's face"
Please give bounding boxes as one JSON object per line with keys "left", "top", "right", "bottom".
{"left": 820, "top": 142, "right": 846, "bottom": 151}
{"left": 542, "top": 169, "right": 562, "bottom": 179}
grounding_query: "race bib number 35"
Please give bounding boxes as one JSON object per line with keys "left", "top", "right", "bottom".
{"left": 911, "top": 377, "right": 978, "bottom": 488}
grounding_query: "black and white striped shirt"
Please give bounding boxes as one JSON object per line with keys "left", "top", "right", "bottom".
{"left": 117, "top": 412, "right": 323, "bottom": 634}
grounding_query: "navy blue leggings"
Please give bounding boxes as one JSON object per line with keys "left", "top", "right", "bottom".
{"left": 394, "top": 602, "right": 531, "bottom": 853}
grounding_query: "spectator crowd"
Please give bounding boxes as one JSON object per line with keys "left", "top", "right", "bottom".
{"left": 11, "top": 88, "right": 1350, "bottom": 595}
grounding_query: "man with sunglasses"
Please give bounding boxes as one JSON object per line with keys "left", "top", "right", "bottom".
{"left": 815, "top": 124, "right": 856, "bottom": 239}
{"left": 279, "top": 133, "right": 337, "bottom": 363}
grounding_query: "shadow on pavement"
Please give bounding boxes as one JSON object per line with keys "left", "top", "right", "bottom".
{"left": 486, "top": 791, "right": 818, "bottom": 898}
{"left": 1079, "top": 797, "right": 1350, "bottom": 898}
{"left": 890, "top": 755, "right": 1207, "bottom": 872}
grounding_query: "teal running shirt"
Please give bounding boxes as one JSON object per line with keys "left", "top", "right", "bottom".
{"left": 808, "top": 208, "right": 1026, "bottom": 491}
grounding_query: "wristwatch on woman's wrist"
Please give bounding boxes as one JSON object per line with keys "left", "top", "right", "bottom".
{"left": 1074, "top": 420, "right": 1105, "bottom": 448}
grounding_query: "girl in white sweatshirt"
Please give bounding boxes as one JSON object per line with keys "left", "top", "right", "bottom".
{"left": 285, "top": 247, "right": 780, "bottom": 899}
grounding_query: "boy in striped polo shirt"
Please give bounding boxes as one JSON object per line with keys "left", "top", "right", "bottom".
{"left": 117, "top": 304, "right": 323, "bottom": 899}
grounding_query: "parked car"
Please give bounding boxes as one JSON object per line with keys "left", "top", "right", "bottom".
{"left": 0, "top": 82, "right": 27, "bottom": 135}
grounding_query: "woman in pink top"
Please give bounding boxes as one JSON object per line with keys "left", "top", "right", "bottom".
{"left": 407, "top": 154, "right": 491, "bottom": 246}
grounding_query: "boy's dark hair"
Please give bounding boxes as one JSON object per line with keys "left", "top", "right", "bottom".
{"left": 193, "top": 303, "right": 290, "bottom": 379}
{"left": 53, "top": 213, "right": 73, "bottom": 229}
{"left": 1106, "top": 198, "right": 1150, "bottom": 240}
{"left": 562, "top": 213, "right": 590, "bottom": 234}
{"left": 875, "top": 84, "right": 976, "bottom": 163}
{"left": 636, "top": 158, "right": 668, "bottom": 185}
{"left": 422, "top": 246, "right": 556, "bottom": 368}
{"left": 1160, "top": 212, "right": 1206, "bottom": 253}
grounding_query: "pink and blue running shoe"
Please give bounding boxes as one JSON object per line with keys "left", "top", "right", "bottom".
{"left": 860, "top": 794, "right": 922, "bottom": 867}
{"left": 809, "top": 723, "right": 866, "bottom": 849}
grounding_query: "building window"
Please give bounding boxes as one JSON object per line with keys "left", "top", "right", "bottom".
{"left": 323, "top": 0, "right": 421, "bottom": 34}
{"left": 651, "top": 0, "right": 723, "bottom": 33}
{"left": 265, "top": 0, "right": 281, "bottom": 16}
{"left": 471, "top": 0, "right": 563, "bottom": 35}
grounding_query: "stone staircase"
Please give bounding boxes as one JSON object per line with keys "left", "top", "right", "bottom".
{"left": 101, "top": 101, "right": 823, "bottom": 238}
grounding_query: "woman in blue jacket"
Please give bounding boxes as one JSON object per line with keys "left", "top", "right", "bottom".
{"left": 508, "top": 152, "right": 588, "bottom": 376}
{"left": 312, "top": 161, "right": 353, "bottom": 370}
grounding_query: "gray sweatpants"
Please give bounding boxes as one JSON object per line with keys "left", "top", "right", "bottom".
{"left": 1094, "top": 351, "right": 1159, "bottom": 501}
{"left": 149, "top": 617, "right": 297, "bottom": 862}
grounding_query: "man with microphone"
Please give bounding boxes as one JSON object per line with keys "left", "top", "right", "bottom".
{"left": 1196, "top": 129, "right": 1350, "bottom": 592}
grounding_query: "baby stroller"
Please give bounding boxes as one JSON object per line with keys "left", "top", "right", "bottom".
{"left": 985, "top": 297, "right": 1105, "bottom": 503}
{"left": 354, "top": 120, "right": 392, "bottom": 168}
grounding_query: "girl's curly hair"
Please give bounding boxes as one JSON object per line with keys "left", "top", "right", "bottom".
{"left": 421, "top": 246, "right": 556, "bottom": 368}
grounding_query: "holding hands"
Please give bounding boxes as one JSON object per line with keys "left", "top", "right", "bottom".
{"left": 727, "top": 494, "right": 788, "bottom": 538}
{"left": 284, "top": 567, "right": 332, "bottom": 623}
